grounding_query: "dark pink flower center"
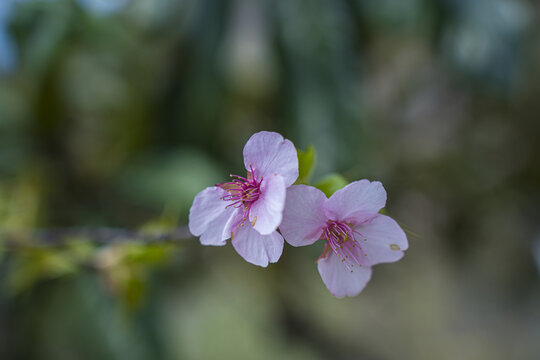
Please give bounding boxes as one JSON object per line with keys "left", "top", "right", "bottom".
{"left": 217, "top": 165, "right": 262, "bottom": 225}
{"left": 323, "top": 220, "right": 366, "bottom": 271}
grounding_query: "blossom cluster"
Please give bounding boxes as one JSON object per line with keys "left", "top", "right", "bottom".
{"left": 189, "top": 131, "right": 408, "bottom": 298}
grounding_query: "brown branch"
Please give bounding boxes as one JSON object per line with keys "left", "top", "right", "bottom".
{"left": 0, "top": 226, "right": 194, "bottom": 248}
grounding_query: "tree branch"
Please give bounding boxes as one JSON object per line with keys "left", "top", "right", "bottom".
{"left": 1, "top": 226, "right": 194, "bottom": 248}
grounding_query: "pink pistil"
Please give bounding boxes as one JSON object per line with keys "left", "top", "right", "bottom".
{"left": 323, "top": 220, "right": 365, "bottom": 271}
{"left": 217, "top": 165, "right": 263, "bottom": 226}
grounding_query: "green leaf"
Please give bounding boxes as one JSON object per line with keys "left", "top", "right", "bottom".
{"left": 95, "top": 243, "right": 175, "bottom": 310}
{"left": 296, "top": 146, "right": 317, "bottom": 184}
{"left": 314, "top": 173, "right": 348, "bottom": 197}
{"left": 7, "top": 249, "right": 78, "bottom": 294}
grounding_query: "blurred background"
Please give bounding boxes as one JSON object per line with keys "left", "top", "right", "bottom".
{"left": 1, "top": 0, "right": 539, "bottom": 359}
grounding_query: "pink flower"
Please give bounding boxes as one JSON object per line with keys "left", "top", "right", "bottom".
{"left": 189, "top": 131, "right": 298, "bottom": 267}
{"left": 279, "top": 181, "right": 408, "bottom": 297}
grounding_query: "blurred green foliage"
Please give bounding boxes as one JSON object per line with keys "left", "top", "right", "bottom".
{"left": 94, "top": 242, "right": 176, "bottom": 310}
{"left": 295, "top": 145, "right": 317, "bottom": 185}
{"left": 314, "top": 173, "right": 348, "bottom": 197}
{"left": 7, "top": 240, "right": 94, "bottom": 294}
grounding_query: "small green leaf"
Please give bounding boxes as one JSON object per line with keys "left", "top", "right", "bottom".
{"left": 7, "top": 249, "right": 78, "bottom": 294}
{"left": 95, "top": 243, "right": 175, "bottom": 310}
{"left": 314, "top": 173, "right": 348, "bottom": 197}
{"left": 296, "top": 146, "right": 317, "bottom": 184}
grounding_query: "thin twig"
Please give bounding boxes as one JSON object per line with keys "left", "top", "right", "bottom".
{"left": 0, "top": 226, "right": 194, "bottom": 249}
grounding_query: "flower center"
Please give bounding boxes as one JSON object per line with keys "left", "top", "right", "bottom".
{"left": 217, "top": 165, "right": 262, "bottom": 224}
{"left": 323, "top": 220, "right": 365, "bottom": 271}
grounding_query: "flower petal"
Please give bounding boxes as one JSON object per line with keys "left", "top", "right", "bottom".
{"left": 200, "top": 207, "right": 239, "bottom": 246}
{"left": 279, "top": 185, "right": 327, "bottom": 247}
{"left": 324, "top": 180, "right": 386, "bottom": 223}
{"left": 249, "top": 174, "right": 286, "bottom": 235}
{"left": 355, "top": 214, "right": 408, "bottom": 266}
{"left": 243, "top": 131, "right": 298, "bottom": 187}
{"left": 317, "top": 250, "right": 372, "bottom": 298}
{"left": 189, "top": 186, "right": 229, "bottom": 236}
{"left": 231, "top": 224, "right": 284, "bottom": 267}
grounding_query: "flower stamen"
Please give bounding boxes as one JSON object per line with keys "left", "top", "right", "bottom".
{"left": 217, "top": 165, "right": 262, "bottom": 226}
{"left": 323, "top": 220, "right": 365, "bottom": 272}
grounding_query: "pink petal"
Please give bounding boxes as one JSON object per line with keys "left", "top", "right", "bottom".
{"left": 324, "top": 180, "right": 386, "bottom": 223}
{"left": 279, "top": 185, "right": 327, "bottom": 247}
{"left": 189, "top": 186, "right": 229, "bottom": 236}
{"left": 249, "top": 174, "right": 286, "bottom": 235}
{"left": 200, "top": 207, "right": 239, "bottom": 246}
{"left": 354, "top": 214, "right": 408, "bottom": 266}
{"left": 231, "top": 224, "right": 284, "bottom": 267}
{"left": 243, "top": 131, "right": 298, "bottom": 187}
{"left": 317, "top": 251, "right": 372, "bottom": 298}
